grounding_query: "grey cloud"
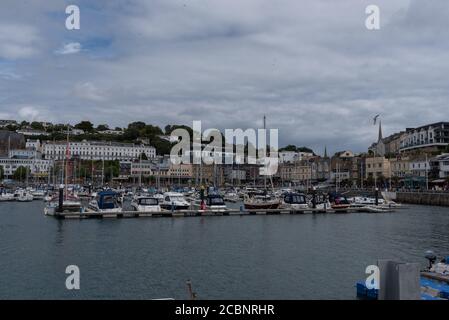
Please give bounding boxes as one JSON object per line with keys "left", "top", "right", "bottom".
{"left": 0, "top": 0, "right": 449, "bottom": 156}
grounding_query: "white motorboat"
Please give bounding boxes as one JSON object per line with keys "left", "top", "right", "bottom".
{"left": 131, "top": 196, "right": 162, "bottom": 212}
{"left": 160, "top": 192, "right": 190, "bottom": 211}
{"left": 280, "top": 192, "right": 309, "bottom": 211}
{"left": 14, "top": 189, "right": 34, "bottom": 202}
{"left": 349, "top": 196, "right": 385, "bottom": 207}
{"left": 31, "top": 189, "right": 46, "bottom": 200}
{"left": 0, "top": 192, "right": 15, "bottom": 201}
{"left": 194, "top": 194, "right": 227, "bottom": 211}
{"left": 223, "top": 192, "right": 240, "bottom": 203}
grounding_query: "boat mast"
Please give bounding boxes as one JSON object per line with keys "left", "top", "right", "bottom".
{"left": 263, "top": 115, "right": 267, "bottom": 190}
{"left": 64, "top": 124, "right": 70, "bottom": 200}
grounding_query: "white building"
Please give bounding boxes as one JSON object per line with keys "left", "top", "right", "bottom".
{"left": 330, "top": 170, "right": 351, "bottom": 181}
{"left": 98, "top": 129, "right": 123, "bottom": 135}
{"left": 16, "top": 129, "right": 50, "bottom": 136}
{"left": 64, "top": 128, "right": 85, "bottom": 136}
{"left": 0, "top": 158, "right": 53, "bottom": 177}
{"left": 26, "top": 139, "right": 41, "bottom": 151}
{"left": 279, "top": 151, "right": 314, "bottom": 163}
{"left": 410, "top": 158, "right": 430, "bottom": 177}
{"left": 9, "top": 149, "right": 41, "bottom": 159}
{"left": 42, "top": 140, "right": 156, "bottom": 161}
{"left": 400, "top": 122, "right": 449, "bottom": 152}
{"left": 433, "top": 154, "right": 449, "bottom": 179}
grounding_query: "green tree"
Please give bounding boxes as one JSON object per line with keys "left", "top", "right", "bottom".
{"left": 279, "top": 145, "right": 297, "bottom": 152}
{"left": 96, "top": 124, "right": 109, "bottom": 131}
{"left": 128, "top": 121, "right": 146, "bottom": 131}
{"left": 142, "top": 124, "right": 163, "bottom": 137}
{"left": 75, "top": 121, "right": 94, "bottom": 133}
{"left": 20, "top": 121, "right": 30, "bottom": 128}
{"left": 13, "top": 166, "right": 29, "bottom": 181}
{"left": 164, "top": 124, "right": 193, "bottom": 137}
{"left": 30, "top": 122, "right": 44, "bottom": 130}
{"left": 151, "top": 136, "right": 174, "bottom": 156}
{"left": 123, "top": 127, "right": 140, "bottom": 141}
{"left": 0, "top": 166, "right": 4, "bottom": 180}
{"left": 104, "top": 161, "right": 120, "bottom": 182}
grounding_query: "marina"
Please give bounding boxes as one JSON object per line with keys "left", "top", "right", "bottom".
{"left": 1, "top": 200, "right": 448, "bottom": 299}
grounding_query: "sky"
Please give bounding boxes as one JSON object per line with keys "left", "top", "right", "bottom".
{"left": 1, "top": 0, "right": 449, "bottom": 155}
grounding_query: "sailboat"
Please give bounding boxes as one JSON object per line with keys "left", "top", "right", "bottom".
{"left": 44, "top": 125, "right": 82, "bottom": 215}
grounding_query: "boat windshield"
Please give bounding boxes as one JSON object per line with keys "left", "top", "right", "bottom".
{"left": 139, "top": 198, "right": 158, "bottom": 205}
{"left": 208, "top": 197, "right": 225, "bottom": 205}
{"left": 167, "top": 195, "right": 185, "bottom": 202}
{"left": 291, "top": 194, "right": 306, "bottom": 204}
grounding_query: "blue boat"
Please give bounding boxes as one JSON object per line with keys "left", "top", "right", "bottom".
{"left": 88, "top": 190, "right": 122, "bottom": 213}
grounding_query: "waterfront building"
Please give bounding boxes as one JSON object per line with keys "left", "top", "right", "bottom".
{"left": 389, "top": 156, "right": 411, "bottom": 178}
{"left": 278, "top": 161, "right": 312, "bottom": 184}
{"left": 399, "top": 122, "right": 449, "bottom": 153}
{"left": 130, "top": 158, "right": 194, "bottom": 185}
{"left": 365, "top": 156, "right": 392, "bottom": 179}
{"left": 25, "top": 139, "right": 42, "bottom": 151}
{"left": 431, "top": 154, "right": 449, "bottom": 179}
{"left": 42, "top": 140, "right": 156, "bottom": 161}
{"left": 9, "top": 149, "right": 41, "bottom": 159}
{"left": 330, "top": 151, "right": 362, "bottom": 186}
{"left": 192, "top": 163, "right": 224, "bottom": 186}
{"left": 409, "top": 157, "right": 431, "bottom": 178}
{"left": 312, "top": 156, "right": 331, "bottom": 182}
{"left": 278, "top": 151, "right": 313, "bottom": 163}
{"left": 0, "top": 157, "right": 53, "bottom": 178}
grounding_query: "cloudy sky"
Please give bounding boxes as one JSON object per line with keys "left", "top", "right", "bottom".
{"left": 1, "top": 0, "right": 448, "bottom": 155}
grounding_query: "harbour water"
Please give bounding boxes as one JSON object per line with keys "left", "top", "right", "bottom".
{"left": 1, "top": 201, "right": 449, "bottom": 299}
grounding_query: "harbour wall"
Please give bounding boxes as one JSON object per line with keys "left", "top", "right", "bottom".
{"left": 395, "top": 192, "right": 449, "bottom": 207}
{"left": 337, "top": 188, "right": 449, "bottom": 207}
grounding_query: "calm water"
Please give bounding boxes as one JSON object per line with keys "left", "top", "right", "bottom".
{"left": 1, "top": 201, "right": 449, "bottom": 299}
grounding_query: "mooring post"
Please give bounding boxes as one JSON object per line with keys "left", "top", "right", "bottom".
{"left": 58, "top": 187, "right": 64, "bottom": 213}
{"left": 312, "top": 186, "right": 317, "bottom": 209}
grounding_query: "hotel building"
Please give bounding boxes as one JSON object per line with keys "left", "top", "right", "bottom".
{"left": 42, "top": 140, "right": 156, "bottom": 161}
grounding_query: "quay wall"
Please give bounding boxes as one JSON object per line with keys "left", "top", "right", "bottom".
{"left": 336, "top": 188, "right": 449, "bottom": 207}
{"left": 396, "top": 192, "right": 449, "bottom": 207}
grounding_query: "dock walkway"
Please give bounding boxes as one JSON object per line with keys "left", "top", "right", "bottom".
{"left": 49, "top": 206, "right": 394, "bottom": 219}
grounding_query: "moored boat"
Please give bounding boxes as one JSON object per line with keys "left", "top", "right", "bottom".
{"left": 131, "top": 196, "right": 162, "bottom": 212}
{"left": 88, "top": 190, "right": 122, "bottom": 213}
{"left": 14, "top": 189, "right": 34, "bottom": 202}
{"left": 160, "top": 192, "right": 190, "bottom": 211}
{"left": 244, "top": 192, "right": 280, "bottom": 210}
{"left": 194, "top": 194, "right": 227, "bottom": 211}
{"left": 280, "top": 192, "right": 309, "bottom": 211}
